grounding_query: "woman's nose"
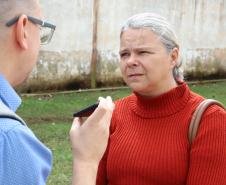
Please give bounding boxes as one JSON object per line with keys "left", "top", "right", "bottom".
{"left": 126, "top": 53, "right": 138, "bottom": 67}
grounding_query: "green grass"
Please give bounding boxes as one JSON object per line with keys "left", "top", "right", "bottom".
{"left": 17, "top": 82, "right": 226, "bottom": 185}
{"left": 18, "top": 88, "right": 132, "bottom": 124}
{"left": 189, "top": 82, "right": 226, "bottom": 104}
{"left": 30, "top": 123, "right": 72, "bottom": 185}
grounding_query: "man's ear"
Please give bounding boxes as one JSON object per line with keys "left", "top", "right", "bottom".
{"left": 15, "top": 14, "right": 28, "bottom": 50}
{"left": 170, "top": 47, "right": 179, "bottom": 68}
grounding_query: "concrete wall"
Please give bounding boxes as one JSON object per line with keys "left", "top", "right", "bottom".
{"left": 19, "top": 0, "right": 226, "bottom": 92}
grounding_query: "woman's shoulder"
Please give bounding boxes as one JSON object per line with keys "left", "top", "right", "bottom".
{"left": 114, "top": 94, "right": 133, "bottom": 106}
{"left": 189, "top": 90, "right": 225, "bottom": 118}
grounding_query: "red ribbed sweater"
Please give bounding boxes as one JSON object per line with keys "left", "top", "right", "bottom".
{"left": 96, "top": 82, "right": 226, "bottom": 185}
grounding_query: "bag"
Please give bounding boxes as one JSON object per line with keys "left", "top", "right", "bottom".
{"left": 0, "top": 101, "right": 26, "bottom": 125}
{"left": 188, "top": 99, "right": 225, "bottom": 144}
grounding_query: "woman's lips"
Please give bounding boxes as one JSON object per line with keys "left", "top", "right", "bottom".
{"left": 128, "top": 73, "right": 143, "bottom": 77}
{"left": 127, "top": 74, "right": 144, "bottom": 81}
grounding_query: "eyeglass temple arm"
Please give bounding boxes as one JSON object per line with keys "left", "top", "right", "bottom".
{"left": 28, "top": 16, "right": 56, "bottom": 29}
{"left": 6, "top": 15, "right": 56, "bottom": 30}
{"left": 5, "top": 16, "right": 19, "bottom": 27}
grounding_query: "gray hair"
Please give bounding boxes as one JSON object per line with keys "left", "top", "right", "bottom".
{"left": 121, "top": 13, "right": 184, "bottom": 82}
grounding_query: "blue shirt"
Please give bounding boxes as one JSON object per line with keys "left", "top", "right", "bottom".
{"left": 0, "top": 74, "right": 52, "bottom": 185}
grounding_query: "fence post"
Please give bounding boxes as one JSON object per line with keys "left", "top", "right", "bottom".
{"left": 90, "top": 0, "right": 99, "bottom": 88}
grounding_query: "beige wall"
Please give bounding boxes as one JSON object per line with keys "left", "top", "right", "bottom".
{"left": 19, "top": 0, "right": 226, "bottom": 92}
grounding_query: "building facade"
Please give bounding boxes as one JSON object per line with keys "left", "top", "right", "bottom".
{"left": 19, "top": 0, "right": 226, "bottom": 92}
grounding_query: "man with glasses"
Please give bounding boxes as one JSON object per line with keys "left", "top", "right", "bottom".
{"left": 6, "top": 15, "right": 56, "bottom": 45}
{"left": 0, "top": 0, "right": 55, "bottom": 184}
{"left": 0, "top": 0, "right": 114, "bottom": 185}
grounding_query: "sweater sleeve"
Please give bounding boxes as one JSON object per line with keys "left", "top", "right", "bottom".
{"left": 187, "top": 107, "right": 226, "bottom": 185}
{"left": 0, "top": 121, "right": 52, "bottom": 185}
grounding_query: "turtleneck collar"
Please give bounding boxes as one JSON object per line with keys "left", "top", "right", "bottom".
{"left": 128, "top": 82, "right": 191, "bottom": 118}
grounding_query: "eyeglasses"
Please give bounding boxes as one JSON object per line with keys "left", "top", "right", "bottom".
{"left": 5, "top": 15, "right": 56, "bottom": 45}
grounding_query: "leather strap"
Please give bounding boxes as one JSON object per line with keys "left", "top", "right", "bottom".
{"left": 0, "top": 101, "right": 27, "bottom": 126}
{"left": 188, "top": 99, "right": 225, "bottom": 144}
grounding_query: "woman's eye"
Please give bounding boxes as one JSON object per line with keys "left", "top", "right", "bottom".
{"left": 139, "top": 51, "right": 154, "bottom": 55}
{"left": 120, "top": 53, "right": 129, "bottom": 58}
{"left": 140, "top": 51, "right": 149, "bottom": 54}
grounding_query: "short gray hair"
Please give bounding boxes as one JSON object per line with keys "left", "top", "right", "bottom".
{"left": 0, "top": 0, "right": 38, "bottom": 41}
{"left": 121, "top": 13, "right": 183, "bottom": 82}
{"left": 0, "top": 0, "right": 38, "bottom": 24}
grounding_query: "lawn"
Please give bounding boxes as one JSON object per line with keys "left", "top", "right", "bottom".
{"left": 17, "top": 82, "right": 226, "bottom": 185}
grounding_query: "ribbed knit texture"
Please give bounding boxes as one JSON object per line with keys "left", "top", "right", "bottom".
{"left": 97, "top": 82, "right": 226, "bottom": 185}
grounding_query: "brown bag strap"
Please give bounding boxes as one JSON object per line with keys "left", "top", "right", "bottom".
{"left": 188, "top": 99, "right": 225, "bottom": 144}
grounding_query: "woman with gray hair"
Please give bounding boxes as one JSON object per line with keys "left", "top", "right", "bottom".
{"left": 96, "top": 13, "right": 226, "bottom": 185}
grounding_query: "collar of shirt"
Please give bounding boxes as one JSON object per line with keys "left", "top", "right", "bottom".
{"left": 0, "top": 74, "right": 21, "bottom": 112}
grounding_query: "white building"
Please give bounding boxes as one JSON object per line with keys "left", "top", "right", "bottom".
{"left": 19, "top": 0, "right": 226, "bottom": 92}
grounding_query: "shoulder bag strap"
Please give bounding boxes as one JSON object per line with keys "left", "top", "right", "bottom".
{"left": 0, "top": 101, "right": 27, "bottom": 126}
{"left": 188, "top": 99, "right": 225, "bottom": 144}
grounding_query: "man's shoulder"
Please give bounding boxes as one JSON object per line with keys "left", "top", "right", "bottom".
{"left": 0, "top": 117, "right": 52, "bottom": 167}
{"left": 0, "top": 117, "right": 24, "bottom": 133}
{"left": 0, "top": 119, "right": 40, "bottom": 155}
{"left": 0, "top": 119, "right": 52, "bottom": 185}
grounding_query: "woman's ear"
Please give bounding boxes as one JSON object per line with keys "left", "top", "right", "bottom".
{"left": 15, "top": 14, "right": 28, "bottom": 50}
{"left": 170, "top": 47, "right": 179, "bottom": 68}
